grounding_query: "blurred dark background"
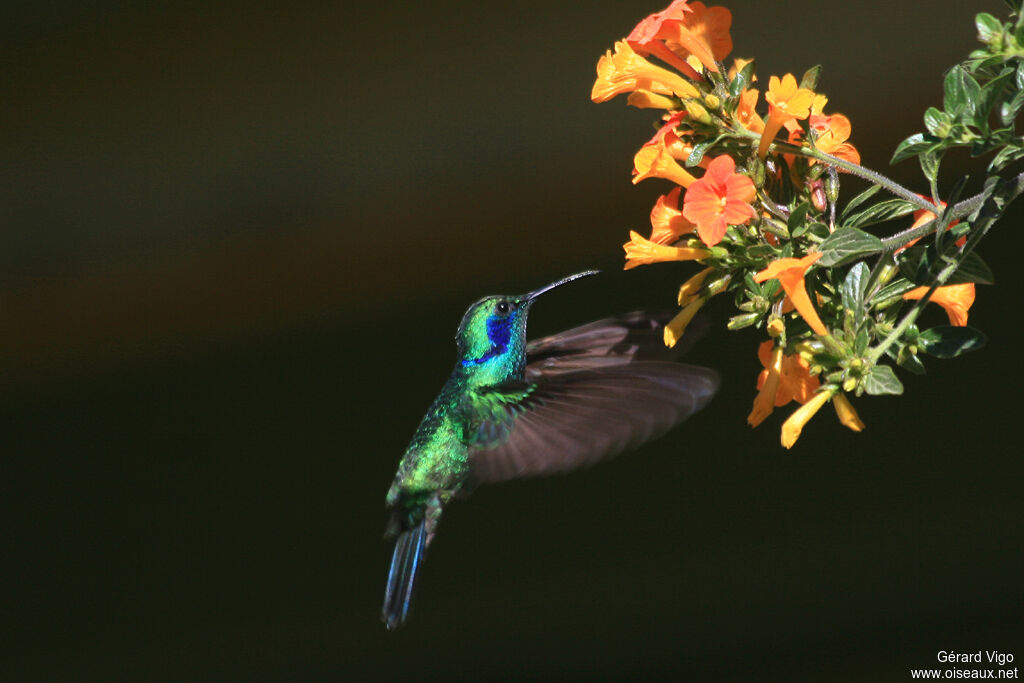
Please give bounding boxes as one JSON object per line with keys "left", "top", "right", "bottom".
{"left": 1, "top": 1, "right": 1021, "bottom": 680}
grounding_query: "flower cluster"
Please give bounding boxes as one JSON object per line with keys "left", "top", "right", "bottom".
{"left": 592, "top": 1, "right": 1019, "bottom": 447}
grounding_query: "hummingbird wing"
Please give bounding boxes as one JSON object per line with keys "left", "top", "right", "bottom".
{"left": 465, "top": 313, "right": 719, "bottom": 484}
{"left": 523, "top": 310, "right": 706, "bottom": 378}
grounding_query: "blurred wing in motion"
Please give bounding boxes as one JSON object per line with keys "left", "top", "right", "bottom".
{"left": 468, "top": 312, "right": 719, "bottom": 484}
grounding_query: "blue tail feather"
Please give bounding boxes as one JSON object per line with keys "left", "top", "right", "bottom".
{"left": 381, "top": 520, "right": 427, "bottom": 630}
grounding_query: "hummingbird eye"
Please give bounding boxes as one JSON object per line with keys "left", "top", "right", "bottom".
{"left": 495, "top": 300, "right": 513, "bottom": 315}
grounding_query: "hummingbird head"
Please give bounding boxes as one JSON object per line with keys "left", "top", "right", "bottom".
{"left": 455, "top": 270, "right": 598, "bottom": 373}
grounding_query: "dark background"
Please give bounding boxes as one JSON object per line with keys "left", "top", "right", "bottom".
{"left": 2, "top": 1, "right": 1021, "bottom": 680}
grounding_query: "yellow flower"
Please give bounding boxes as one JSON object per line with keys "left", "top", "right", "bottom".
{"left": 753, "top": 253, "right": 828, "bottom": 336}
{"left": 780, "top": 388, "right": 833, "bottom": 448}
{"left": 677, "top": 267, "right": 713, "bottom": 305}
{"left": 626, "top": 90, "right": 678, "bottom": 109}
{"left": 758, "top": 74, "right": 815, "bottom": 158}
{"left": 902, "top": 283, "right": 975, "bottom": 327}
{"left": 632, "top": 140, "right": 698, "bottom": 187}
{"left": 735, "top": 88, "right": 764, "bottom": 134}
{"left": 748, "top": 344, "right": 783, "bottom": 427}
{"left": 592, "top": 40, "right": 699, "bottom": 103}
{"left": 623, "top": 230, "right": 710, "bottom": 270}
{"left": 664, "top": 296, "right": 706, "bottom": 348}
{"left": 832, "top": 393, "right": 865, "bottom": 432}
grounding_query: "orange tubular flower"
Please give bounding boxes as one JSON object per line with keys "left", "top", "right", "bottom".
{"left": 650, "top": 187, "right": 696, "bottom": 244}
{"left": 753, "top": 253, "right": 828, "bottom": 335}
{"left": 592, "top": 40, "right": 700, "bottom": 103}
{"left": 626, "top": 1, "right": 733, "bottom": 77}
{"left": 780, "top": 388, "right": 834, "bottom": 449}
{"left": 667, "top": 2, "right": 733, "bottom": 73}
{"left": 626, "top": 0, "right": 703, "bottom": 80}
{"left": 902, "top": 283, "right": 976, "bottom": 327}
{"left": 735, "top": 88, "right": 764, "bottom": 134}
{"left": 895, "top": 198, "right": 964, "bottom": 254}
{"left": 664, "top": 296, "right": 706, "bottom": 348}
{"left": 758, "top": 74, "right": 815, "bottom": 158}
{"left": 677, "top": 266, "right": 713, "bottom": 305}
{"left": 748, "top": 341, "right": 821, "bottom": 427}
{"left": 681, "top": 155, "right": 756, "bottom": 246}
{"left": 623, "top": 230, "right": 710, "bottom": 269}
{"left": 789, "top": 113, "right": 860, "bottom": 166}
{"left": 633, "top": 140, "right": 698, "bottom": 187}
{"left": 832, "top": 393, "right": 865, "bottom": 432}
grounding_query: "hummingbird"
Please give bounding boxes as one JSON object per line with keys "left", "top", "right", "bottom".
{"left": 381, "top": 270, "right": 719, "bottom": 629}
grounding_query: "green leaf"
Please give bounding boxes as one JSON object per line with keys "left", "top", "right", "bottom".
{"left": 818, "top": 228, "right": 884, "bottom": 266}
{"left": 947, "top": 251, "right": 995, "bottom": 285}
{"left": 976, "top": 12, "right": 1004, "bottom": 45}
{"left": 728, "top": 60, "right": 756, "bottom": 98}
{"left": 839, "top": 184, "right": 883, "bottom": 221}
{"left": 891, "top": 133, "right": 940, "bottom": 164}
{"left": 871, "top": 279, "right": 916, "bottom": 306}
{"left": 840, "top": 262, "right": 870, "bottom": 313}
{"left": 800, "top": 65, "right": 822, "bottom": 91}
{"left": 863, "top": 364, "right": 904, "bottom": 395}
{"left": 944, "top": 66, "right": 970, "bottom": 116}
{"left": 924, "top": 107, "right": 952, "bottom": 136}
{"left": 918, "top": 325, "right": 987, "bottom": 357}
{"left": 919, "top": 151, "right": 941, "bottom": 200}
{"left": 787, "top": 201, "right": 810, "bottom": 234}
{"left": 895, "top": 348, "right": 927, "bottom": 375}
{"left": 686, "top": 140, "right": 713, "bottom": 167}
{"left": 842, "top": 198, "right": 917, "bottom": 229}
{"left": 1000, "top": 89, "right": 1024, "bottom": 126}
{"left": 988, "top": 141, "right": 1024, "bottom": 171}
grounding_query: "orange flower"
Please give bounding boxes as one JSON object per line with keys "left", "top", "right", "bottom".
{"left": 664, "top": 296, "right": 706, "bottom": 348}
{"left": 780, "top": 388, "right": 833, "bottom": 448}
{"left": 832, "top": 393, "right": 864, "bottom": 432}
{"left": 895, "top": 198, "right": 964, "bottom": 253}
{"left": 677, "top": 266, "right": 714, "bottom": 305}
{"left": 681, "top": 155, "right": 756, "bottom": 246}
{"left": 748, "top": 341, "right": 822, "bottom": 427}
{"left": 649, "top": 187, "right": 696, "bottom": 244}
{"left": 626, "top": 1, "right": 732, "bottom": 76}
{"left": 633, "top": 139, "right": 698, "bottom": 187}
{"left": 623, "top": 230, "right": 710, "bottom": 269}
{"left": 758, "top": 74, "right": 815, "bottom": 158}
{"left": 626, "top": 0, "right": 703, "bottom": 80}
{"left": 902, "top": 283, "right": 975, "bottom": 327}
{"left": 753, "top": 253, "right": 828, "bottom": 335}
{"left": 735, "top": 88, "right": 764, "bottom": 134}
{"left": 788, "top": 113, "right": 860, "bottom": 166}
{"left": 626, "top": 90, "right": 678, "bottom": 109}
{"left": 592, "top": 40, "right": 700, "bottom": 103}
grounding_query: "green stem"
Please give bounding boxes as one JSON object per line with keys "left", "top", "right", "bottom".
{"left": 879, "top": 169, "right": 1024, "bottom": 250}
{"left": 781, "top": 143, "right": 937, "bottom": 212}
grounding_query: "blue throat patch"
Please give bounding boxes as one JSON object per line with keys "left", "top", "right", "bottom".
{"left": 462, "top": 314, "right": 513, "bottom": 367}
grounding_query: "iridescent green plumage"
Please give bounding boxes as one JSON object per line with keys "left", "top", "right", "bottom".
{"left": 382, "top": 271, "right": 719, "bottom": 629}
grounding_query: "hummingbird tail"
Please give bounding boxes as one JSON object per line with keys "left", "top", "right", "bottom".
{"left": 381, "top": 518, "right": 427, "bottom": 630}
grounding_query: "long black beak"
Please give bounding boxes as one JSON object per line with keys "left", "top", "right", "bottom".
{"left": 519, "top": 270, "right": 600, "bottom": 304}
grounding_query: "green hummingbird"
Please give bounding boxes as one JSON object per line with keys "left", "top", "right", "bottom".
{"left": 382, "top": 270, "right": 719, "bottom": 629}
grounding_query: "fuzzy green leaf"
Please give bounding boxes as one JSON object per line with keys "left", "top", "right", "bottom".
{"left": 863, "top": 365, "right": 904, "bottom": 395}
{"left": 840, "top": 262, "right": 870, "bottom": 313}
{"left": 947, "top": 251, "right": 996, "bottom": 285}
{"left": 818, "top": 228, "right": 884, "bottom": 266}
{"left": 839, "top": 184, "right": 883, "bottom": 221}
{"left": 918, "top": 325, "right": 987, "bottom": 357}
{"left": 842, "top": 198, "right": 917, "bottom": 230}
{"left": 892, "top": 133, "right": 940, "bottom": 164}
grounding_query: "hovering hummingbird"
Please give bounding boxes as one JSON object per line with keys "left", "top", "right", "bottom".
{"left": 382, "top": 270, "right": 719, "bottom": 629}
